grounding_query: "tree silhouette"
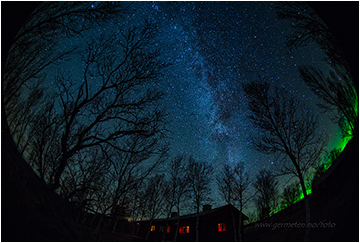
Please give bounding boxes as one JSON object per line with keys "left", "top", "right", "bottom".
{"left": 281, "top": 181, "right": 300, "bottom": 208}
{"left": 253, "top": 169, "right": 278, "bottom": 219}
{"left": 187, "top": 156, "right": 214, "bottom": 242}
{"left": 59, "top": 147, "right": 109, "bottom": 204}
{"left": 216, "top": 162, "right": 237, "bottom": 240}
{"left": 299, "top": 65, "right": 358, "bottom": 139}
{"left": 217, "top": 161, "right": 251, "bottom": 241}
{"left": 275, "top": 2, "right": 348, "bottom": 71}
{"left": 161, "top": 155, "right": 190, "bottom": 242}
{"left": 243, "top": 79, "right": 326, "bottom": 241}
{"left": 107, "top": 136, "right": 168, "bottom": 233}
{"left": 311, "top": 147, "right": 342, "bottom": 188}
{"left": 4, "top": 2, "right": 130, "bottom": 151}
{"left": 143, "top": 174, "right": 167, "bottom": 240}
{"left": 26, "top": 99, "right": 62, "bottom": 184}
{"left": 4, "top": 4, "right": 172, "bottom": 237}
{"left": 216, "top": 163, "right": 235, "bottom": 205}
{"left": 232, "top": 161, "right": 252, "bottom": 242}
{"left": 276, "top": 2, "right": 358, "bottom": 140}
{"left": 48, "top": 21, "right": 169, "bottom": 191}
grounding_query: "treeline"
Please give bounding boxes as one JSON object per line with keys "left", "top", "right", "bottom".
{"left": 246, "top": 146, "right": 343, "bottom": 224}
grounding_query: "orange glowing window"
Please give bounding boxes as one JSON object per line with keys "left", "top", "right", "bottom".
{"left": 151, "top": 225, "right": 155, "bottom": 232}
{"left": 179, "top": 226, "right": 189, "bottom": 233}
{"left": 218, "top": 223, "right": 226, "bottom": 232}
{"left": 167, "top": 226, "right": 171, "bottom": 233}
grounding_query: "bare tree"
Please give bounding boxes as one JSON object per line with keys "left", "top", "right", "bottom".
{"left": 216, "top": 163, "right": 237, "bottom": 241}
{"left": 130, "top": 180, "right": 149, "bottom": 236}
{"left": 245, "top": 211, "right": 259, "bottom": 225}
{"left": 91, "top": 180, "right": 116, "bottom": 238}
{"left": 299, "top": 65, "right": 358, "bottom": 140}
{"left": 25, "top": 98, "right": 62, "bottom": 184}
{"left": 276, "top": 2, "right": 358, "bottom": 140}
{"left": 106, "top": 136, "right": 168, "bottom": 233}
{"left": 127, "top": 180, "right": 146, "bottom": 235}
{"left": 161, "top": 155, "right": 189, "bottom": 242}
{"left": 216, "top": 161, "right": 251, "bottom": 241}
{"left": 311, "top": 147, "right": 342, "bottom": 188}
{"left": 187, "top": 156, "right": 214, "bottom": 242}
{"left": 4, "top": 3, "right": 131, "bottom": 157}
{"left": 232, "top": 161, "right": 252, "bottom": 242}
{"left": 48, "top": 21, "right": 169, "bottom": 191}
{"left": 281, "top": 181, "right": 300, "bottom": 209}
{"left": 7, "top": 83, "right": 47, "bottom": 153}
{"left": 216, "top": 163, "right": 235, "bottom": 205}
{"left": 275, "top": 2, "right": 348, "bottom": 71}
{"left": 243, "top": 79, "right": 326, "bottom": 241}
{"left": 253, "top": 168, "right": 278, "bottom": 219}
{"left": 143, "top": 174, "right": 167, "bottom": 240}
{"left": 59, "top": 147, "right": 110, "bottom": 204}
{"left": 4, "top": 2, "right": 130, "bottom": 108}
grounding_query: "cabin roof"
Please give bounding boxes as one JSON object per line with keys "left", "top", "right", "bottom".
{"left": 145, "top": 204, "right": 248, "bottom": 222}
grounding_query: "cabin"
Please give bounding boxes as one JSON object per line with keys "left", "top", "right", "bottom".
{"left": 135, "top": 204, "right": 248, "bottom": 241}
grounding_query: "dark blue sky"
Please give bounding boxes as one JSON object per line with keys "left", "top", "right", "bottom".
{"left": 86, "top": 2, "right": 344, "bottom": 210}
{"left": 118, "top": 2, "right": 341, "bottom": 165}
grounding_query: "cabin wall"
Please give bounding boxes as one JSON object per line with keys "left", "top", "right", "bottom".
{"left": 136, "top": 207, "right": 245, "bottom": 241}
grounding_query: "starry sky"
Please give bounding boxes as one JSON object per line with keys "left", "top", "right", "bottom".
{"left": 119, "top": 2, "right": 342, "bottom": 176}
{"left": 5, "top": 1, "right": 353, "bottom": 212}
{"left": 79, "top": 1, "right": 343, "bottom": 210}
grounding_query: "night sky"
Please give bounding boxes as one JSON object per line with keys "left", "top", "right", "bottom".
{"left": 117, "top": 2, "right": 342, "bottom": 185}
{"left": 4, "top": 2, "right": 354, "bottom": 213}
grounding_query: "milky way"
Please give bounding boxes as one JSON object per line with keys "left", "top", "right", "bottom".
{"left": 94, "top": 2, "right": 344, "bottom": 209}
{"left": 16, "top": 2, "right": 346, "bottom": 210}
{"left": 121, "top": 4, "right": 338, "bottom": 162}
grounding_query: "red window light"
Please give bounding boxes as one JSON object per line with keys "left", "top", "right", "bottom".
{"left": 179, "top": 226, "right": 189, "bottom": 233}
{"left": 150, "top": 225, "right": 155, "bottom": 232}
{"left": 167, "top": 226, "right": 171, "bottom": 233}
{"left": 218, "top": 223, "right": 226, "bottom": 232}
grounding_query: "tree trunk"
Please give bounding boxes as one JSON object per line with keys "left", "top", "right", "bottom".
{"left": 195, "top": 214, "right": 199, "bottom": 242}
{"left": 231, "top": 210, "right": 237, "bottom": 241}
{"left": 174, "top": 218, "right": 180, "bottom": 242}
{"left": 146, "top": 219, "right": 153, "bottom": 240}
{"left": 49, "top": 154, "right": 68, "bottom": 191}
{"left": 162, "top": 213, "right": 170, "bottom": 242}
{"left": 238, "top": 210, "right": 242, "bottom": 242}
{"left": 299, "top": 175, "right": 310, "bottom": 242}
{"left": 135, "top": 219, "right": 142, "bottom": 237}
{"left": 304, "top": 197, "right": 311, "bottom": 241}
{"left": 131, "top": 222, "right": 136, "bottom": 236}
{"left": 112, "top": 216, "right": 119, "bottom": 233}
{"left": 82, "top": 211, "right": 87, "bottom": 225}
{"left": 95, "top": 215, "right": 104, "bottom": 234}
{"left": 90, "top": 214, "right": 96, "bottom": 229}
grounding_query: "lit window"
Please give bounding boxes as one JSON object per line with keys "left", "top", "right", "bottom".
{"left": 151, "top": 225, "right": 155, "bottom": 232}
{"left": 167, "top": 226, "right": 171, "bottom": 233}
{"left": 179, "top": 226, "right": 189, "bottom": 233}
{"left": 218, "top": 223, "right": 226, "bottom": 232}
